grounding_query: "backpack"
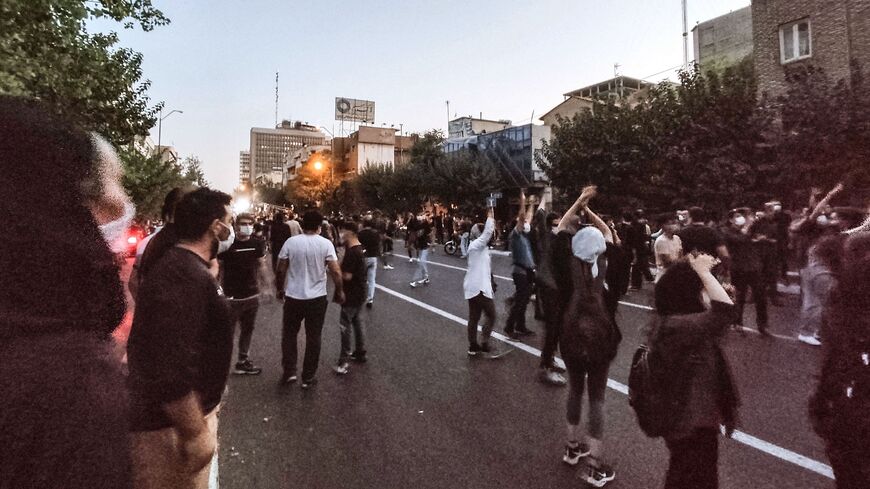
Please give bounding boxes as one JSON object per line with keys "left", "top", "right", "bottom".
{"left": 628, "top": 344, "right": 674, "bottom": 438}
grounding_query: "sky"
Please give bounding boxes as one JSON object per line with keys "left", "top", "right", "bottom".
{"left": 95, "top": 0, "right": 751, "bottom": 193}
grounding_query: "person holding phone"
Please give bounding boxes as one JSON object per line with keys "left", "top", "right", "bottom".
{"left": 463, "top": 204, "right": 508, "bottom": 358}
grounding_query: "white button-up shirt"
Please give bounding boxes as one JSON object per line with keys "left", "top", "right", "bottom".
{"left": 463, "top": 218, "right": 496, "bottom": 300}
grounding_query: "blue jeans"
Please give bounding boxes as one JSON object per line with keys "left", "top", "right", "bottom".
{"left": 365, "top": 257, "right": 377, "bottom": 302}
{"left": 413, "top": 248, "right": 430, "bottom": 282}
{"left": 339, "top": 305, "right": 365, "bottom": 362}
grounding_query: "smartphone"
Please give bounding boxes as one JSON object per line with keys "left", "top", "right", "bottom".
{"left": 486, "top": 197, "right": 496, "bottom": 208}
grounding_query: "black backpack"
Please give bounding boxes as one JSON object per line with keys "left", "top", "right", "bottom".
{"left": 628, "top": 344, "right": 673, "bottom": 438}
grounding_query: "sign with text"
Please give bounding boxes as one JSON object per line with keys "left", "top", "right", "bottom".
{"left": 335, "top": 97, "right": 375, "bottom": 123}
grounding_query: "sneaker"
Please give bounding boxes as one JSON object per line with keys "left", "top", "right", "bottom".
{"left": 280, "top": 373, "right": 298, "bottom": 385}
{"left": 540, "top": 368, "right": 567, "bottom": 386}
{"left": 799, "top": 334, "right": 822, "bottom": 346}
{"left": 387, "top": 265, "right": 395, "bottom": 270}
{"left": 505, "top": 329, "right": 520, "bottom": 340}
{"left": 409, "top": 281, "right": 418, "bottom": 288}
{"left": 516, "top": 328, "right": 536, "bottom": 337}
{"left": 562, "top": 442, "right": 591, "bottom": 465}
{"left": 334, "top": 362, "right": 350, "bottom": 375}
{"left": 366, "top": 300, "right": 373, "bottom": 309}
{"left": 422, "top": 278, "right": 430, "bottom": 285}
{"left": 467, "top": 343, "right": 482, "bottom": 356}
{"left": 351, "top": 351, "right": 368, "bottom": 363}
{"left": 582, "top": 462, "right": 615, "bottom": 487}
{"left": 233, "top": 360, "right": 262, "bottom": 375}
{"left": 548, "top": 364, "right": 567, "bottom": 374}
{"left": 480, "top": 344, "right": 512, "bottom": 359}
{"left": 408, "top": 258, "right": 414, "bottom": 263}
{"left": 301, "top": 378, "right": 318, "bottom": 389}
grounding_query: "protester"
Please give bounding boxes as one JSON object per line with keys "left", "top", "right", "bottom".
{"left": 0, "top": 97, "right": 133, "bottom": 489}
{"left": 463, "top": 206, "right": 508, "bottom": 359}
{"left": 127, "top": 187, "right": 235, "bottom": 489}
{"left": 334, "top": 221, "right": 367, "bottom": 375}
{"left": 358, "top": 218, "right": 381, "bottom": 308}
{"left": 648, "top": 255, "right": 739, "bottom": 489}
{"left": 531, "top": 192, "right": 567, "bottom": 385}
{"left": 628, "top": 209, "right": 654, "bottom": 290}
{"left": 409, "top": 214, "right": 432, "bottom": 288}
{"left": 218, "top": 212, "right": 267, "bottom": 375}
{"left": 722, "top": 208, "right": 769, "bottom": 336}
{"left": 505, "top": 190, "right": 536, "bottom": 338}
{"left": 380, "top": 214, "right": 396, "bottom": 270}
{"left": 405, "top": 212, "right": 419, "bottom": 262}
{"left": 754, "top": 203, "right": 784, "bottom": 305}
{"left": 554, "top": 186, "right": 620, "bottom": 487}
{"left": 270, "top": 212, "right": 292, "bottom": 271}
{"left": 654, "top": 215, "right": 683, "bottom": 282}
{"left": 809, "top": 234, "right": 870, "bottom": 489}
{"left": 275, "top": 210, "right": 345, "bottom": 388}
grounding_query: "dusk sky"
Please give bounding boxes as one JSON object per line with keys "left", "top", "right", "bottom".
{"left": 96, "top": 0, "right": 751, "bottom": 192}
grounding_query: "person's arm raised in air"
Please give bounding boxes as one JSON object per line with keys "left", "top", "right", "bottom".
{"left": 584, "top": 205, "right": 613, "bottom": 243}
{"left": 515, "top": 189, "right": 527, "bottom": 232}
{"left": 557, "top": 185, "right": 597, "bottom": 232}
{"left": 468, "top": 208, "right": 496, "bottom": 253}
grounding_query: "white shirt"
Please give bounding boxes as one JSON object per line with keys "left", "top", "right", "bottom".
{"left": 463, "top": 218, "right": 495, "bottom": 300}
{"left": 278, "top": 233, "right": 337, "bottom": 300}
{"left": 135, "top": 226, "right": 163, "bottom": 259}
{"left": 654, "top": 234, "right": 683, "bottom": 281}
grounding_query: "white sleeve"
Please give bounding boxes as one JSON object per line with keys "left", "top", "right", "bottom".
{"left": 278, "top": 238, "right": 291, "bottom": 260}
{"left": 467, "top": 218, "right": 495, "bottom": 253}
{"left": 325, "top": 241, "right": 338, "bottom": 262}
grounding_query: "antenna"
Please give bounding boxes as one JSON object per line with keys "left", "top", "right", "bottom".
{"left": 614, "top": 63, "right": 621, "bottom": 77}
{"left": 446, "top": 100, "right": 450, "bottom": 124}
{"left": 275, "top": 71, "right": 279, "bottom": 127}
{"left": 682, "top": 0, "right": 689, "bottom": 70}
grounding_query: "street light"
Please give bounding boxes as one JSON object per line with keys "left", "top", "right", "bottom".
{"left": 313, "top": 160, "right": 324, "bottom": 171}
{"left": 157, "top": 108, "right": 183, "bottom": 151}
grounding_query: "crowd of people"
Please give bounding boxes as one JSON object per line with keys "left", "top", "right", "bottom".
{"left": 2, "top": 96, "right": 869, "bottom": 489}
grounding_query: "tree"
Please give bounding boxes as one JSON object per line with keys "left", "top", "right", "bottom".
{"left": 0, "top": 1, "right": 169, "bottom": 145}
{"left": 429, "top": 150, "right": 506, "bottom": 215}
{"left": 409, "top": 129, "right": 445, "bottom": 169}
{"left": 119, "top": 147, "right": 187, "bottom": 219}
{"left": 355, "top": 163, "right": 426, "bottom": 216}
{"left": 181, "top": 155, "right": 209, "bottom": 187}
{"left": 255, "top": 185, "right": 288, "bottom": 207}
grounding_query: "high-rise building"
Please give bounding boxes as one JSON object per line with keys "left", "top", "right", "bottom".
{"left": 692, "top": 6, "right": 754, "bottom": 71}
{"left": 249, "top": 121, "right": 326, "bottom": 186}
{"left": 239, "top": 150, "right": 250, "bottom": 186}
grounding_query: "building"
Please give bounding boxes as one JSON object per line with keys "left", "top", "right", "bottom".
{"left": 330, "top": 126, "right": 417, "bottom": 176}
{"left": 692, "top": 6, "right": 754, "bottom": 71}
{"left": 752, "top": 0, "right": 870, "bottom": 97}
{"left": 249, "top": 121, "right": 326, "bottom": 187}
{"left": 444, "top": 123, "right": 550, "bottom": 187}
{"left": 539, "top": 75, "right": 653, "bottom": 128}
{"left": 447, "top": 117, "right": 512, "bottom": 139}
{"left": 284, "top": 144, "right": 331, "bottom": 184}
{"left": 132, "top": 135, "right": 157, "bottom": 158}
{"left": 239, "top": 150, "right": 250, "bottom": 186}
{"left": 154, "top": 145, "right": 179, "bottom": 164}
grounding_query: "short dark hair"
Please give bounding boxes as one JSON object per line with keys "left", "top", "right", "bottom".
{"left": 546, "top": 212, "right": 560, "bottom": 224}
{"left": 174, "top": 187, "right": 232, "bottom": 241}
{"left": 236, "top": 212, "right": 254, "bottom": 223}
{"left": 301, "top": 210, "right": 323, "bottom": 231}
{"left": 339, "top": 220, "right": 359, "bottom": 234}
{"left": 688, "top": 206, "right": 706, "bottom": 223}
{"left": 161, "top": 186, "right": 194, "bottom": 222}
{"left": 362, "top": 217, "right": 375, "bottom": 228}
{"left": 654, "top": 261, "right": 705, "bottom": 316}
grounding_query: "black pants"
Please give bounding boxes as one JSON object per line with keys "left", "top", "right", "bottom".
{"left": 630, "top": 250, "right": 654, "bottom": 288}
{"left": 467, "top": 293, "right": 496, "bottom": 347}
{"left": 228, "top": 296, "right": 259, "bottom": 362}
{"left": 281, "top": 296, "right": 328, "bottom": 380}
{"left": 506, "top": 269, "right": 534, "bottom": 333}
{"left": 539, "top": 284, "right": 562, "bottom": 368}
{"left": 732, "top": 269, "right": 768, "bottom": 328}
{"left": 563, "top": 356, "right": 609, "bottom": 437}
{"left": 665, "top": 428, "right": 719, "bottom": 489}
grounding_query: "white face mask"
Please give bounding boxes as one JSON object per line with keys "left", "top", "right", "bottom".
{"left": 217, "top": 221, "right": 235, "bottom": 254}
{"left": 733, "top": 216, "right": 746, "bottom": 227}
{"left": 239, "top": 225, "right": 254, "bottom": 237}
{"left": 816, "top": 215, "right": 829, "bottom": 226}
{"left": 99, "top": 201, "right": 136, "bottom": 254}
{"left": 522, "top": 223, "right": 531, "bottom": 234}
{"left": 773, "top": 205, "right": 782, "bottom": 213}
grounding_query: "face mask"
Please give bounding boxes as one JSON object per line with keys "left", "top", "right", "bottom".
{"left": 734, "top": 216, "right": 746, "bottom": 227}
{"left": 217, "top": 221, "right": 235, "bottom": 254}
{"left": 523, "top": 223, "right": 531, "bottom": 234}
{"left": 239, "top": 225, "right": 254, "bottom": 237}
{"left": 99, "top": 201, "right": 136, "bottom": 254}
{"left": 773, "top": 205, "right": 782, "bottom": 213}
{"left": 816, "top": 215, "right": 829, "bottom": 226}
{"left": 551, "top": 226, "right": 559, "bottom": 234}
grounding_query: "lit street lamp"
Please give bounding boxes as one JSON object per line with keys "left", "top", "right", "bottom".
{"left": 157, "top": 108, "right": 183, "bottom": 152}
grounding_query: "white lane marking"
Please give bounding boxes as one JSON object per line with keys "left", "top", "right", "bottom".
{"left": 209, "top": 450, "right": 219, "bottom": 489}
{"left": 375, "top": 283, "right": 834, "bottom": 480}
{"left": 397, "top": 254, "right": 801, "bottom": 343}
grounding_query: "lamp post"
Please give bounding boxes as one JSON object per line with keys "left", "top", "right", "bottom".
{"left": 157, "top": 108, "right": 183, "bottom": 152}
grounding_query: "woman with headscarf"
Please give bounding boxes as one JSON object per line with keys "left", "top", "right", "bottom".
{"left": 0, "top": 96, "right": 134, "bottom": 488}
{"left": 462, "top": 206, "right": 507, "bottom": 358}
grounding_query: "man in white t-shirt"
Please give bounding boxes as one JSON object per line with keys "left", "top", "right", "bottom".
{"left": 275, "top": 210, "right": 344, "bottom": 389}
{"left": 654, "top": 215, "right": 683, "bottom": 282}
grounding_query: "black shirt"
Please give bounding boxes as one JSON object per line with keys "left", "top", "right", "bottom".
{"left": 552, "top": 230, "right": 575, "bottom": 309}
{"left": 127, "top": 247, "right": 233, "bottom": 432}
{"left": 218, "top": 236, "right": 266, "bottom": 299}
{"left": 722, "top": 226, "right": 763, "bottom": 273}
{"left": 358, "top": 228, "right": 381, "bottom": 257}
{"left": 678, "top": 224, "right": 724, "bottom": 256}
{"left": 342, "top": 244, "right": 367, "bottom": 307}
{"left": 416, "top": 222, "right": 432, "bottom": 249}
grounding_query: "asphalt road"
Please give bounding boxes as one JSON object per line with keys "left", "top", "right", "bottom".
{"left": 213, "top": 245, "right": 833, "bottom": 489}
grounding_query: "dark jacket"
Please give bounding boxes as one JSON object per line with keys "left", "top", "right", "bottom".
{"left": 560, "top": 255, "right": 621, "bottom": 367}
{"left": 647, "top": 301, "right": 740, "bottom": 440}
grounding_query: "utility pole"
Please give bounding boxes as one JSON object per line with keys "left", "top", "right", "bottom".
{"left": 682, "top": 0, "right": 689, "bottom": 70}
{"left": 446, "top": 100, "right": 450, "bottom": 125}
{"left": 275, "top": 71, "right": 279, "bottom": 127}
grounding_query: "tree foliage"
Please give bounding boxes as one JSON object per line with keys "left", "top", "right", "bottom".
{"left": 0, "top": 0, "right": 169, "bottom": 145}
{"left": 120, "top": 148, "right": 187, "bottom": 219}
{"left": 539, "top": 57, "right": 870, "bottom": 214}
{"left": 181, "top": 155, "right": 209, "bottom": 187}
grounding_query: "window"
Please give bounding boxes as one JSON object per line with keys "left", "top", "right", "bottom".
{"left": 779, "top": 19, "right": 811, "bottom": 63}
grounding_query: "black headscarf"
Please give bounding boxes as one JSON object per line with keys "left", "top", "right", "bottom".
{"left": 0, "top": 96, "right": 125, "bottom": 338}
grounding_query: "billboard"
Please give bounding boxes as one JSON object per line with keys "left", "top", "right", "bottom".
{"left": 335, "top": 97, "right": 375, "bottom": 123}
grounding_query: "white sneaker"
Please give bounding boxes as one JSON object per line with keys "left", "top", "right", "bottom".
{"left": 334, "top": 362, "right": 350, "bottom": 375}
{"left": 798, "top": 334, "right": 821, "bottom": 346}
{"left": 409, "top": 281, "right": 418, "bottom": 288}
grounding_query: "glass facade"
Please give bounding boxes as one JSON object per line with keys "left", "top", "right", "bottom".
{"left": 475, "top": 124, "right": 535, "bottom": 186}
